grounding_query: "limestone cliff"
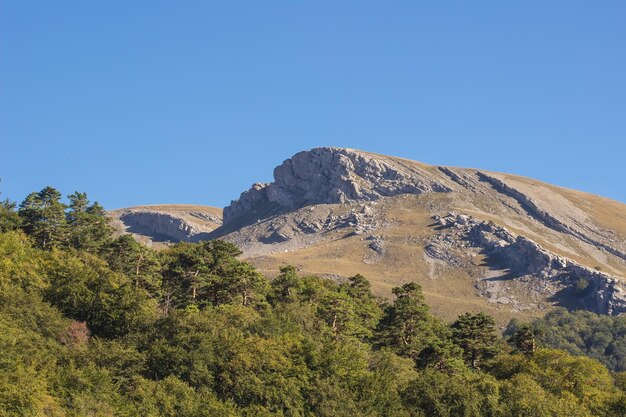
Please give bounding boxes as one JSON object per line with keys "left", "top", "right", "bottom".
{"left": 223, "top": 147, "right": 452, "bottom": 226}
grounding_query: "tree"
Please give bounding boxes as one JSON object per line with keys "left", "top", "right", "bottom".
{"left": 416, "top": 337, "right": 466, "bottom": 374}
{"left": 342, "top": 274, "right": 383, "bottom": 340}
{"left": 45, "top": 252, "right": 156, "bottom": 338}
{"left": 18, "top": 187, "right": 67, "bottom": 249}
{"left": 162, "top": 240, "right": 265, "bottom": 311}
{"left": 0, "top": 184, "right": 20, "bottom": 232}
{"left": 105, "top": 235, "right": 161, "bottom": 294}
{"left": 66, "top": 192, "right": 112, "bottom": 252}
{"left": 402, "top": 370, "right": 502, "bottom": 417}
{"left": 268, "top": 265, "right": 303, "bottom": 304}
{"left": 510, "top": 308, "right": 626, "bottom": 372}
{"left": 375, "top": 283, "right": 445, "bottom": 362}
{"left": 345, "top": 274, "right": 370, "bottom": 299}
{"left": 508, "top": 325, "right": 540, "bottom": 356}
{"left": 227, "top": 261, "right": 267, "bottom": 307}
{"left": 162, "top": 242, "right": 216, "bottom": 309}
{"left": 451, "top": 312, "right": 500, "bottom": 369}
{"left": 317, "top": 291, "right": 356, "bottom": 339}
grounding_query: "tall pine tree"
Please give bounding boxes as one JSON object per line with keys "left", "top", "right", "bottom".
{"left": 18, "top": 186, "right": 67, "bottom": 249}
{"left": 451, "top": 312, "right": 500, "bottom": 369}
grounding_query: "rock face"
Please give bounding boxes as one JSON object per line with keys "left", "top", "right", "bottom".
{"left": 108, "top": 205, "right": 222, "bottom": 245}
{"left": 117, "top": 212, "right": 207, "bottom": 242}
{"left": 223, "top": 147, "right": 451, "bottom": 226}
{"left": 429, "top": 213, "right": 626, "bottom": 315}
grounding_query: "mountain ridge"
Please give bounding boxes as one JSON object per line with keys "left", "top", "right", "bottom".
{"left": 108, "top": 147, "right": 626, "bottom": 321}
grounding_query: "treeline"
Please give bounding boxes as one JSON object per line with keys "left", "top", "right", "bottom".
{"left": 2, "top": 187, "right": 626, "bottom": 416}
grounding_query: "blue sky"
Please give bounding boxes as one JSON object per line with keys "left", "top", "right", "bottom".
{"left": 1, "top": 1, "right": 625, "bottom": 209}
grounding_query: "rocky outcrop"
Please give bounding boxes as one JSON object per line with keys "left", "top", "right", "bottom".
{"left": 431, "top": 213, "right": 626, "bottom": 315}
{"left": 117, "top": 211, "right": 209, "bottom": 242}
{"left": 477, "top": 172, "right": 626, "bottom": 261}
{"left": 223, "top": 201, "right": 387, "bottom": 250}
{"left": 223, "top": 147, "right": 452, "bottom": 225}
{"left": 109, "top": 206, "right": 223, "bottom": 244}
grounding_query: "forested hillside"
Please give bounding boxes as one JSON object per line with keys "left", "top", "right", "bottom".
{"left": 2, "top": 187, "right": 626, "bottom": 416}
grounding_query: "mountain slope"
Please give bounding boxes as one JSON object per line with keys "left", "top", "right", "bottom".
{"left": 211, "top": 147, "right": 626, "bottom": 322}
{"left": 109, "top": 147, "right": 626, "bottom": 322}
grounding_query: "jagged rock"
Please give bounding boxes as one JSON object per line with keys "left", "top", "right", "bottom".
{"left": 223, "top": 147, "right": 452, "bottom": 225}
{"left": 121, "top": 212, "right": 201, "bottom": 242}
{"left": 435, "top": 212, "right": 626, "bottom": 315}
{"left": 261, "top": 230, "right": 291, "bottom": 244}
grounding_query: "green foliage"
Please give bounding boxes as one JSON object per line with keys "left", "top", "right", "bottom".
{"left": 2, "top": 186, "right": 626, "bottom": 416}
{"left": 0, "top": 190, "right": 20, "bottom": 233}
{"left": 19, "top": 186, "right": 67, "bottom": 249}
{"left": 486, "top": 348, "right": 618, "bottom": 416}
{"left": 376, "top": 282, "right": 454, "bottom": 367}
{"left": 105, "top": 234, "right": 162, "bottom": 293}
{"left": 507, "top": 308, "right": 626, "bottom": 371}
{"left": 402, "top": 370, "right": 502, "bottom": 417}
{"left": 160, "top": 240, "right": 267, "bottom": 313}
{"left": 17, "top": 187, "right": 111, "bottom": 252}
{"left": 44, "top": 251, "right": 157, "bottom": 338}
{"left": 507, "top": 323, "right": 540, "bottom": 355}
{"left": 66, "top": 191, "right": 112, "bottom": 252}
{"left": 452, "top": 312, "right": 500, "bottom": 369}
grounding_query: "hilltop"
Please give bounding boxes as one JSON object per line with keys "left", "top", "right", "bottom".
{"left": 111, "top": 147, "right": 626, "bottom": 322}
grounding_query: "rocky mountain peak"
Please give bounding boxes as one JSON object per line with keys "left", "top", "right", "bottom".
{"left": 223, "top": 147, "right": 451, "bottom": 226}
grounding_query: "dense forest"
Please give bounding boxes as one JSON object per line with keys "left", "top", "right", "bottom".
{"left": 2, "top": 186, "right": 626, "bottom": 416}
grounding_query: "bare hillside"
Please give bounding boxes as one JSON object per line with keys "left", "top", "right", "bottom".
{"left": 110, "top": 147, "right": 626, "bottom": 322}
{"left": 213, "top": 147, "right": 626, "bottom": 322}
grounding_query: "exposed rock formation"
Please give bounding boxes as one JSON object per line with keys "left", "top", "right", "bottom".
{"left": 477, "top": 172, "right": 626, "bottom": 261}
{"left": 223, "top": 147, "right": 451, "bottom": 226}
{"left": 430, "top": 213, "right": 626, "bottom": 315}
{"left": 108, "top": 205, "right": 222, "bottom": 244}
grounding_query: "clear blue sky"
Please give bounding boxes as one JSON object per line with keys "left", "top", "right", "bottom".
{"left": 2, "top": 1, "right": 625, "bottom": 209}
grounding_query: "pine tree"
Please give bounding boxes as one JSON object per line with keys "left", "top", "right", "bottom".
{"left": 342, "top": 274, "right": 383, "bottom": 340}
{"left": 451, "top": 312, "right": 499, "bottom": 369}
{"left": 105, "top": 234, "right": 161, "bottom": 294}
{"left": 66, "top": 192, "right": 112, "bottom": 252}
{"left": 375, "top": 282, "right": 443, "bottom": 361}
{"left": 18, "top": 186, "right": 67, "bottom": 249}
{"left": 508, "top": 325, "right": 540, "bottom": 355}
{"left": 318, "top": 291, "right": 356, "bottom": 339}
{"left": 0, "top": 198, "right": 20, "bottom": 233}
{"left": 269, "top": 265, "right": 303, "bottom": 304}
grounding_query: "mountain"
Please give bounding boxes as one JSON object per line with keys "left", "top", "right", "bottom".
{"left": 110, "top": 147, "right": 626, "bottom": 322}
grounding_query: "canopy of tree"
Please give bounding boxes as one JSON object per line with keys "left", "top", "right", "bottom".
{"left": 1, "top": 186, "right": 626, "bottom": 416}
{"left": 507, "top": 307, "right": 626, "bottom": 372}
